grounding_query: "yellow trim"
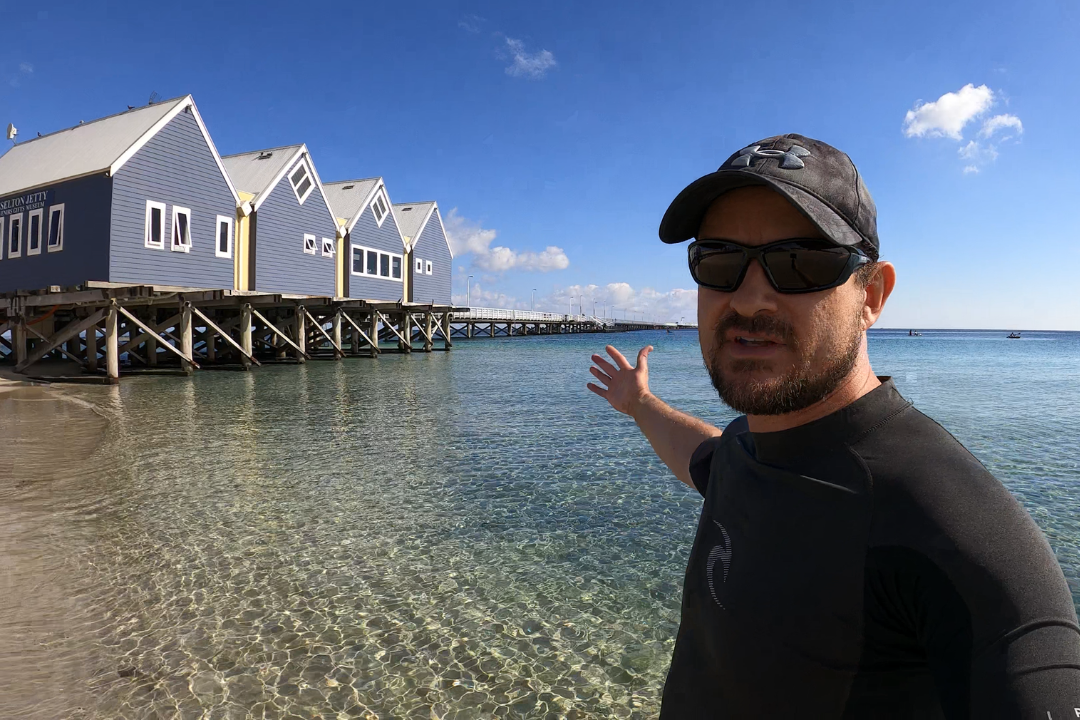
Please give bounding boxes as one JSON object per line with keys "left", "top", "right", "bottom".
{"left": 336, "top": 235, "right": 346, "bottom": 297}
{"left": 235, "top": 192, "right": 255, "bottom": 291}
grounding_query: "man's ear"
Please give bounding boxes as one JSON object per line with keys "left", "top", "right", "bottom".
{"left": 862, "top": 262, "right": 896, "bottom": 330}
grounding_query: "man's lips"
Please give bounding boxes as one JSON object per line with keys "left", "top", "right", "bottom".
{"left": 723, "top": 331, "right": 785, "bottom": 346}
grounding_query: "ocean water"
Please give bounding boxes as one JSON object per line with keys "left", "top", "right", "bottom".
{"left": 0, "top": 328, "right": 1077, "bottom": 719}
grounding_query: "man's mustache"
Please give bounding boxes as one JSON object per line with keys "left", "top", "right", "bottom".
{"left": 714, "top": 312, "right": 796, "bottom": 346}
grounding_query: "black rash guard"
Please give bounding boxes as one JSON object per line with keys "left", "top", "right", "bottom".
{"left": 660, "top": 378, "right": 1080, "bottom": 719}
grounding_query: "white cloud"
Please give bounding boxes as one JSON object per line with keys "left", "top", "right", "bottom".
{"left": 458, "top": 15, "right": 483, "bottom": 33}
{"left": 547, "top": 282, "right": 698, "bottom": 323}
{"left": 903, "top": 84, "right": 994, "bottom": 139}
{"left": 978, "top": 113, "right": 1023, "bottom": 139}
{"left": 443, "top": 208, "right": 570, "bottom": 273}
{"left": 963, "top": 165, "right": 979, "bottom": 175}
{"left": 18, "top": 62, "right": 32, "bottom": 74}
{"left": 504, "top": 38, "right": 556, "bottom": 79}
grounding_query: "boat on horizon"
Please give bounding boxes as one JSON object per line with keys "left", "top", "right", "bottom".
{"left": 1007, "top": 332, "right": 1021, "bottom": 339}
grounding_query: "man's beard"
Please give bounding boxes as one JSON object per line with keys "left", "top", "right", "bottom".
{"left": 705, "top": 309, "right": 862, "bottom": 416}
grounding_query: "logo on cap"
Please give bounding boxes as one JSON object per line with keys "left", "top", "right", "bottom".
{"left": 729, "top": 144, "right": 811, "bottom": 170}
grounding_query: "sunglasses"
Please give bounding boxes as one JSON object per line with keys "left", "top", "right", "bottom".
{"left": 688, "top": 238, "right": 870, "bottom": 294}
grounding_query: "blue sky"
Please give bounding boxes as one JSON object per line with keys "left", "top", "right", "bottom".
{"left": 1, "top": 0, "right": 1077, "bottom": 328}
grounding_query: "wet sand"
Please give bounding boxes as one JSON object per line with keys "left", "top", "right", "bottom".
{"left": 0, "top": 379, "right": 112, "bottom": 718}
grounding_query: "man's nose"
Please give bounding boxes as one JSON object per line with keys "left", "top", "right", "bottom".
{"left": 728, "top": 258, "right": 779, "bottom": 317}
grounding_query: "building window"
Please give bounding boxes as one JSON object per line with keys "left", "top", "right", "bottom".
{"left": 171, "top": 206, "right": 192, "bottom": 252}
{"left": 350, "top": 244, "right": 403, "bottom": 282}
{"left": 415, "top": 257, "right": 423, "bottom": 273}
{"left": 8, "top": 213, "right": 23, "bottom": 258}
{"left": 0, "top": 217, "right": 5, "bottom": 259}
{"left": 289, "top": 161, "right": 314, "bottom": 204}
{"left": 321, "top": 238, "right": 334, "bottom": 257}
{"left": 303, "top": 234, "right": 317, "bottom": 255}
{"left": 47, "top": 204, "right": 64, "bottom": 252}
{"left": 215, "top": 215, "right": 233, "bottom": 258}
{"left": 27, "top": 208, "right": 43, "bottom": 256}
{"left": 145, "top": 200, "right": 166, "bottom": 249}
{"left": 371, "top": 191, "right": 389, "bottom": 226}
{"left": 425, "top": 260, "right": 433, "bottom": 276}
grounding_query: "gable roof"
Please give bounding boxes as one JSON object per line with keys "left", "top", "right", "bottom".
{"left": 221, "top": 144, "right": 304, "bottom": 203}
{"left": 0, "top": 95, "right": 240, "bottom": 203}
{"left": 323, "top": 178, "right": 384, "bottom": 233}
{"left": 391, "top": 202, "right": 436, "bottom": 249}
{"left": 222, "top": 144, "right": 341, "bottom": 232}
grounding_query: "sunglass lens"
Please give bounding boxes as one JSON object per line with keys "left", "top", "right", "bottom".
{"left": 691, "top": 245, "right": 745, "bottom": 290}
{"left": 763, "top": 244, "right": 852, "bottom": 291}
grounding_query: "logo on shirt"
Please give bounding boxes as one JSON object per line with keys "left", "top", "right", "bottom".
{"left": 706, "top": 520, "right": 732, "bottom": 608}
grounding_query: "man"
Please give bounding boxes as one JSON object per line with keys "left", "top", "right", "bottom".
{"left": 587, "top": 135, "right": 1080, "bottom": 718}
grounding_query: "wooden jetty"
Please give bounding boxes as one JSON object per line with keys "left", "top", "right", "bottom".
{"left": 0, "top": 283, "right": 457, "bottom": 383}
{"left": 448, "top": 307, "right": 675, "bottom": 339}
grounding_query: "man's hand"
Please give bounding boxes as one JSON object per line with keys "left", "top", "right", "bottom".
{"left": 587, "top": 345, "right": 654, "bottom": 417}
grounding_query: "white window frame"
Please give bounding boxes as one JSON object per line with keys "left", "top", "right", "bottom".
{"left": 171, "top": 206, "right": 192, "bottom": 253}
{"left": 215, "top": 215, "right": 233, "bottom": 259}
{"left": 27, "top": 208, "right": 43, "bottom": 256}
{"left": 47, "top": 204, "right": 64, "bottom": 252}
{"left": 303, "top": 234, "right": 317, "bottom": 255}
{"left": 321, "top": 238, "right": 334, "bottom": 258}
{"left": 350, "top": 243, "right": 403, "bottom": 282}
{"left": 145, "top": 200, "right": 166, "bottom": 249}
{"left": 425, "top": 260, "right": 433, "bottom": 276}
{"left": 288, "top": 160, "right": 315, "bottom": 205}
{"left": 0, "top": 216, "right": 5, "bottom": 260}
{"left": 8, "top": 212, "right": 23, "bottom": 258}
{"left": 370, "top": 191, "right": 389, "bottom": 227}
{"left": 414, "top": 257, "right": 423, "bottom": 273}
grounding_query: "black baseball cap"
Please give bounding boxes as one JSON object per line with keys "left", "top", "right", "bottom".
{"left": 658, "top": 134, "right": 879, "bottom": 259}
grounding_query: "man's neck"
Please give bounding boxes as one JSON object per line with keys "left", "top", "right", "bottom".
{"left": 745, "top": 356, "right": 881, "bottom": 434}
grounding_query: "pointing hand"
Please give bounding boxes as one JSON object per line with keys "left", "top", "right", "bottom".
{"left": 587, "top": 345, "right": 654, "bottom": 417}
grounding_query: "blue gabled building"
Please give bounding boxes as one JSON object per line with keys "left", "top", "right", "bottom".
{"left": 0, "top": 95, "right": 241, "bottom": 293}
{"left": 322, "top": 179, "right": 408, "bottom": 302}
{"left": 222, "top": 145, "right": 341, "bottom": 297}
{"left": 392, "top": 201, "right": 453, "bottom": 306}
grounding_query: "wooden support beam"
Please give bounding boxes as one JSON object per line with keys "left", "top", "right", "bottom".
{"left": 116, "top": 306, "right": 200, "bottom": 369}
{"left": 340, "top": 312, "right": 376, "bottom": 352}
{"left": 106, "top": 304, "right": 119, "bottom": 382}
{"left": 188, "top": 305, "right": 260, "bottom": 367}
{"left": 117, "top": 312, "right": 184, "bottom": 356}
{"left": 443, "top": 314, "right": 453, "bottom": 350}
{"left": 14, "top": 309, "right": 105, "bottom": 372}
{"left": 205, "top": 324, "right": 216, "bottom": 362}
{"left": 375, "top": 310, "right": 408, "bottom": 345}
{"left": 333, "top": 311, "right": 342, "bottom": 359}
{"left": 240, "top": 304, "right": 253, "bottom": 368}
{"left": 181, "top": 303, "right": 194, "bottom": 374}
{"left": 303, "top": 307, "right": 342, "bottom": 358}
{"left": 13, "top": 319, "right": 28, "bottom": 367}
{"left": 424, "top": 313, "right": 434, "bottom": 352}
{"left": 370, "top": 311, "right": 379, "bottom": 358}
{"left": 250, "top": 307, "right": 308, "bottom": 358}
{"left": 294, "top": 306, "right": 307, "bottom": 362}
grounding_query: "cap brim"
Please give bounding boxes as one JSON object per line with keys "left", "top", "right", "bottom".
{"left": 658, "top": 170, "right": 865, "bottom": 248}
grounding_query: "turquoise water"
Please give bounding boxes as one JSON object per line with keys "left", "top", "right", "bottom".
{"left": 0, "top": 328, "right": 1077, "bottom": 718}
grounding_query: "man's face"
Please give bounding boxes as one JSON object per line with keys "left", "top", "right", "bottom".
{"left": 696, "top": 186, "right": 870, "bottom": 416}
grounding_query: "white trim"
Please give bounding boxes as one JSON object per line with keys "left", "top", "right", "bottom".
{"left": 110, "top": 96, "right": 242, "bottom": 206}
{"left": 303, "top": 233, "right": 317, "bottom": 255}
{"left": 7, "top": 212, "right": 23, "bottom": 258}
{"left": 321, "top": 238, "right": 334, "bottom": 257}
{"left": 26, "top": 208, "right": 44, "bottom": 256}
{"left": 47, "top": 204, "right": 64, "bottom": 252}
{"left": 370, "top": 189, "right": 390, "bottom": 227}
{"left": 144, "top": 200, "right": 166, "bottom": 249}
{"left": 425, "top": 260, "right": 433, "bottom": 276}
{"left": 0, "top": 216, "right": 5, "bottom": 260}
{"left": 215, "top": 215, "right": 233, "bottom": 259}
{"left": 171, "top": 205, "right": 192, "bottom": 253}
{"left": 414, "top": 257, "right": 423, "bottom": 273}
{"left": 432, "top": 206, "right": 454, "bottom": 260}
{"left": 407, "top": 203, "right": 438, "bottom": 251}
{"left": 341, "top": 180, "right": 408, "bottom": 253}
{"left": 287, "top": 158, "right": 315, "bottom": 205}
{"left": 350, "top": 243, "right": 403, "bottom": 282}
{"left": 247, "top": 146, "right": 342, "bottom": 234}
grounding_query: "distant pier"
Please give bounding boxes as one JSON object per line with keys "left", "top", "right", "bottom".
{"left": 450, "top": 307, "right": 692, "bottom": 339}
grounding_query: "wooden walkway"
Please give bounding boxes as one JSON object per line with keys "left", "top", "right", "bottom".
{"left": 0, "top": 283, "right": 457, "bottom": 383}
{"left": 450, "top": 307, "right": 674, "bottom": 339}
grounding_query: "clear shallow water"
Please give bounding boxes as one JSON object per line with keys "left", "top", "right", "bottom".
{"left": 0, "top": 328, "right": 1077, "bottom": 719}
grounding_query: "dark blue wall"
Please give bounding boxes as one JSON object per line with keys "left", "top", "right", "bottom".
{"left": 409, "top": 208, "right": 452, "bottom": 305}
{"left": 346, "top": 199, "right": 407, "bottom": 301}
{"left": 0, "top": 174, "right": 111, "bottom": 293}
{"left": 110, "top": 109, "right": 236, "bottom": 288}
{"left": 252, "top": 159, "right": 337, "bottom": 297}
